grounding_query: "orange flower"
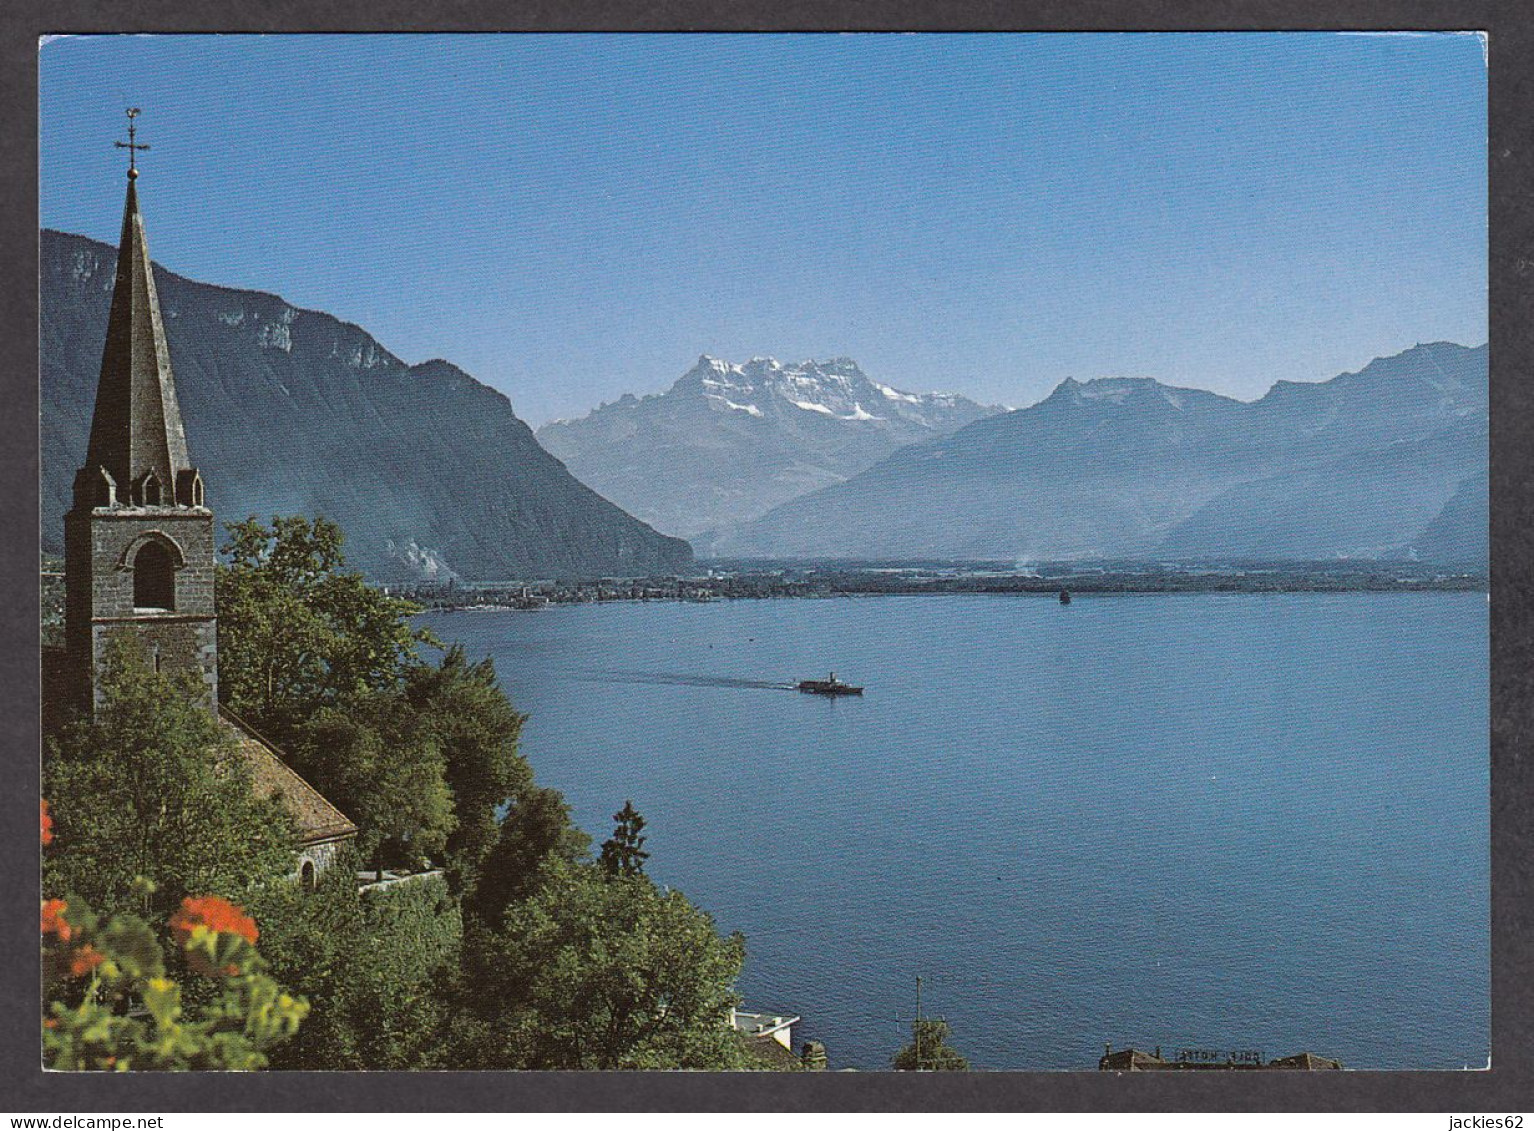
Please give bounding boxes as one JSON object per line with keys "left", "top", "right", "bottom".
{"left": 39, "top": 799, "right": 53, "bottom": 847}
{"left": 68, "top": 945, "right": 105, "bottom": 978}
{"left": 40, "top": 899, "right": 71, "bottom": 942}
{"left": 43, "top": 1018, "right": 58, "bottom": 1030}
{"left": 168, "top": 895, "right": 259, "bottom": 946}
{"left": 168, "top": 895, "right": 258, "bottom": 978}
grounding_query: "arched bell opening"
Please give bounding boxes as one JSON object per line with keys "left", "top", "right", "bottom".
{"left": 175, "top": 468, "right": 205, "bottom": 507}
{"left": 136, "top": 470, "right": 164, "bottom": 507}
{"left": 132, "top": 538, "right": 176, "bottom": 612}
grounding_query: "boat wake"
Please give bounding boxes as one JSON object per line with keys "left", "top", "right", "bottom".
{"left": 567, "top": 668, "right": 798, "bottom": 691}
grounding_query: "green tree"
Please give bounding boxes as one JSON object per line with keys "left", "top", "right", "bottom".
{"left": 295, "top": 697, "right": 454, "bottom": 869}
{"left": 249, "top": 844, "right": 458, "bottom": 1071}
{"left": 43, "top": 639, "right": 295, "bottom": 918}
{"left": 244, "top": 853, "right": 365, "bottom": 1068}
{"left": 216, "top": 515, "right": 427, "bottom": 740}
{"left": 892, "top": 1017, "right": 970, "bottom": 1071}
{"left": 402, "top": 646, "right": 532, "bottom": 891}
{"left": 453, "top": 859, "right": 746, "bottom": 1069}
{"left": 599, "top": 799, "right": 650, "bottom": 877}
{"left": 218, "top": 518, "right": 532, "bottom": 879}
{"left": 462, "top": 785, "right": 589, "bottom": 927}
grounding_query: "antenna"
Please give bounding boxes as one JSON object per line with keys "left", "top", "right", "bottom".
{"left": 915, "top": 975, "right": 923, "bottom": 1066}
{"left": 893, "top": 975, "right": 931, "bottom": 1068}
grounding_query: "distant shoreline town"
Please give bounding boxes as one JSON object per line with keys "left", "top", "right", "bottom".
{"left": 41, "top": 559, "right": 1485, "bottom": 651}
{"left": 395, "top": 561, "right": 1488, "bottom": 612}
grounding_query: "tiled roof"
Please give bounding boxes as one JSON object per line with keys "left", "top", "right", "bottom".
{"left": 1100, "top": 1048, "right": 1170, "bottom": 1071}
{"left": 220, "top": 708, "right": 357, "bottom": 845}
{"left": 1266, "top": 1051, "right": 1343, "bottom": 1070}
{"left": 735, "top": 1032, "right": 801, "bottom": 1070}
{"left": 1100, "top": 1048, "right": 1343, "bottom": 1071}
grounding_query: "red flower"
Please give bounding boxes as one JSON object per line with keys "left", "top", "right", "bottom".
{"left": 40, "top": 899, "right": 71, "bottom": 943}
{"left": 170, "top": 896, "right": 259, "bottom": 977}
{"left": 68, "top": 944, "right": 105, "bottom": 978}
{"left": 40, "top": 799, "right": 53, "bottom": 847}
{"left": 168, "top": 895, "right": 259, "bottom": 947}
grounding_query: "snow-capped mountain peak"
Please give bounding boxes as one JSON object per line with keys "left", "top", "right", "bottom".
{"left": 536, "top": 355, "right": 1002, "bottom": 541}
{"left": 670, "top": 355, "right": 987, "bottom": 427}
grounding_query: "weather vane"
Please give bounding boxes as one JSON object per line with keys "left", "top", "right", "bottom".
{"left": 114, "top": 107, "right": 149, "bottom": 178}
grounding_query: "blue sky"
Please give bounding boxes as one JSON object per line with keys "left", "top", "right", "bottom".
{"left": 40, "top": 33, "right": 1486, "bottom": 425}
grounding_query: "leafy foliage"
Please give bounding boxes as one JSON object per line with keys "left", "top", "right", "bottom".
{"left": 295, "top": 698, "right": 454, "bottom": 869}
{"left": 251, "top": 845, "right": 460, "bottom": 1071}
{"left": 216, "top": 515, "right": 428, "bottom": 740}
{"left": 220, "top": 520, "right": 534, "bottom": 877}
{"left": 43, "top": 640, "right": 295, "bottom": 918}
{"left": 401, "top": 646, "right": 531, "bottom": 890}
{"left": 452, "top": 859, "right": 747, "bottom": 1070}
{"left": 42, "top": 874, "right": 306, "bottom": 1071}
{"left": 353, "top": 874, "right": 462, "bottom": 1066}
{"left": 892, "top": 1017, "right": 970, "bottom": 1071}
{"left": 448, "top": 788, "right": 749, "bottom": 1070}
{"left": 463, "top": 785, "right": 590, "bottom": 927}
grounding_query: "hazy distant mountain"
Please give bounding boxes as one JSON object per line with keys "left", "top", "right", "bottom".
{"left": 716, "top": 342, "right": 1487, "bottom": 566}
{"left": 1157, "top": 417, "right": 1487, "bottom": 560}
{"left": 1389, "top": 467, "right": 1488, "bottom": 566}
{"left": 536, "top": 355, "right": 999, "bottom": 546}
{"left": 41, "top": 229, "right": 691, "bottom": 582}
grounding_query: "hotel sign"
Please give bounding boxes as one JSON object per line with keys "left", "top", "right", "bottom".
{"left": 1175, "top": 1048, "right": 1264, "bottom": 1066}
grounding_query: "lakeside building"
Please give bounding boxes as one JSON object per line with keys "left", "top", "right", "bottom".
{"left": 1099, "top": 1045, "right": 1343, "bottom": 1071}
{"left": 726, "top": 1008, "right": 829, "bottom": 1070}
{"left": 45, "top": 130, "right": 357, "bottom": 879}
{"left": 728, "top": 1007, "right": 800, "bottom": 1052}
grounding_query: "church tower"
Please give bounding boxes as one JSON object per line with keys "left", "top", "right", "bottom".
{"left": 64, "top": 111, "right": 216, "bottom": 711}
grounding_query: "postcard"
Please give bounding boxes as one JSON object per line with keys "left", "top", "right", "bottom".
{"left": 35, "top": 30, "right": 1489, "bottom": 1082}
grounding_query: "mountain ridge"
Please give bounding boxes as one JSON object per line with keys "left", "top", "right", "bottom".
{"left": 716, "top": 342, "right": 1487, "bottom": 564}
{"left": 41, "top": 228, "right": 692, "bottom": 582}
{"left": 536, "top": 354, "right": 1001, "bottom": 544}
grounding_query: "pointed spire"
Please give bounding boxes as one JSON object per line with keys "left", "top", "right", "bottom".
{"left": 77, "top": 120, "right": 198, "bottom": 510}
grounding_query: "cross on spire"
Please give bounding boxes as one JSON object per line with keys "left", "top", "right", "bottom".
{"left": 114, "top": 107, "right": 150, "bottom": 179}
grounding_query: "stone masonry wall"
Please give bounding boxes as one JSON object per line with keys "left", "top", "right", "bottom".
{"left": 64, "top": 504, "right": 218, "bottom": 709}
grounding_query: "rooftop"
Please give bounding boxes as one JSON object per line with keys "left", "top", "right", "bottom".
{"left": 1099, "top": 1047, "right": 1343, "bottom": 1071}
{"left": 729, "top": 1009, "right": 800, "bottom": 1039}
{"left": 220, "top": 708, "right": 357, "bottom": 845}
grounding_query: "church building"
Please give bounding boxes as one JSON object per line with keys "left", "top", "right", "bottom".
{"left": 55, "top": 116, "right": 356, "bottom": 883}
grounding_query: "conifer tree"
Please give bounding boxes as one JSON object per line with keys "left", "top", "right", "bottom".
{"left": 599, "top": 800, "right": 650, "bottom": 877}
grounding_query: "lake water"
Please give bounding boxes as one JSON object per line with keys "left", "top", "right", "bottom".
{"left": 421, "top": 592, "right": 1489, "bottom": 1070}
